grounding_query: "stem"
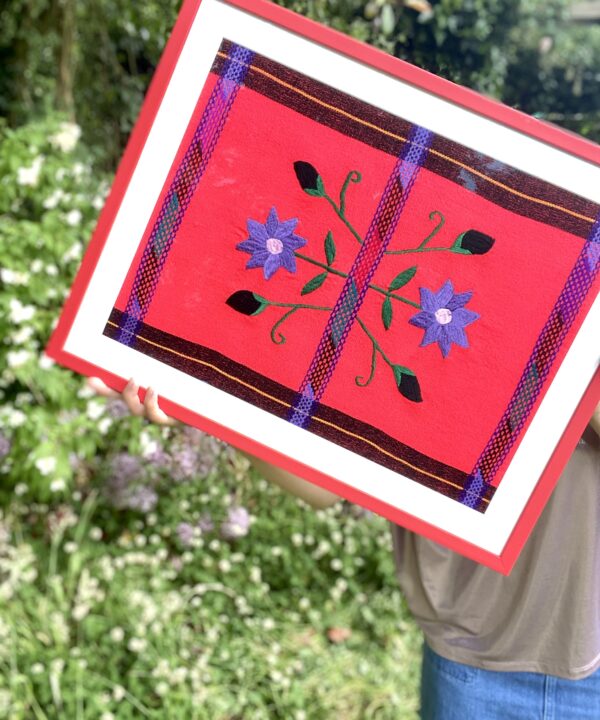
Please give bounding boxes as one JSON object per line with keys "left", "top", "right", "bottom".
{"left": 418, "top": 210, "right": 445, "bottom": 249}
{"left": 323, "top": 193, "right": 364, "bottom": 246}
{"left": 384, "top": 245, "right": 453, "bottom": 255}
{"left": 295, "top": 252, "right": 420, "bottom": 309}
{"left": 339, "top": 170, "right": 362, "bottom": 214}
{"left": 270, "top": 308, "right": 298, "bottom": 344}
{"left": 295, "top": 252, "right": 346, "bottom": 280}
{"left": 356, "top": 317, "right": 393, "bottom": 368}
{"left": 355, "top": 342, "right": 377, "bottom": 387}
{"left": 268, "top": 303, "right": 332, "bottom": 345}
{"left": 266, "top": 299, "right": 332, "bottom": 311}
{"left": 385, "top": 210, "right": 446, "bottom": 255}
{"left": 370, "top": 284, "right": 421, "bottom": 308}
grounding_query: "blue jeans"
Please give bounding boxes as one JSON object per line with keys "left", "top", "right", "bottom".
{"left": 420, "top": 643, "right": 600, "bottom": 720}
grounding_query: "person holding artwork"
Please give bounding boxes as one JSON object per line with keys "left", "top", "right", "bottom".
{"left": 89, "top": 376, "right": 600, "bottom": 719}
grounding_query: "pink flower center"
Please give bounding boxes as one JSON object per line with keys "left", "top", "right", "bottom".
{"left": 266, "top": 237, "right": 284, "bottom": 255}
{"left": 434, "top": 308, "right": 453, "bottom": 325}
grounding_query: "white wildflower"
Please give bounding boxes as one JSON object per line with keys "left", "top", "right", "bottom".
{"left": 65, "top": 242, "right": 82, "bottom": 261}
{"left": 7, "top": 410, "right": 26, "bottom": 427}
{"left": 64, "top": 541, "right": 77, "bottom": 554}
{"left": 49, "top": 611, "right": 70, "bottom": 644}
{"left": 31, "top": 259, "right": 43, "bottom": 273}
{"left": 14, "top": 483, "right": 28, "bottom": 496}
{"left": 156, "top": 681, "right": 169, "bottom": 697}
{"left": 35, "top": 457, "right": 57, "bottom": 475}
{"left": 218, "top": 559, "right": 231, "bottom": 573}
{"left": 92, "top": 195, "right": 105, "bottom": 211}
{"left": 9, "top": 299, "right": 35, "bottom": 323}
{"left": 50, "top": 478, "right": 66, "bottom": 493}
{"left": 0, "top": 269, "right": 29, "bottom": 285}
{"left": 127, "top": 637, "right": 147, "bottom": 653}
{"left": 12, "top": 326, "right": 33, "bottom": 344}
{"left": 77, "top": 382, "right": 95, "bottom": 399}
{"left": 262, "top": 618, "right": 275, "bottom": 631}
{"left": 110, "top": 627, "right": 124, "bottom": 643}
{"left": 17, "top": 156, "right": 44, "bottom": 187}
{"left": 45, "top": 264, "right": 58, "bottom": 276}
{"left": 39, "top": 354, "right": 55, "bottom": 370}
{"left": 6, "top": 350, "right": 31, "bottom": 368}
{"left": 250, "top": 566, "right": 261, "bottom": 583}
{"left": 49, "top": 122, "right": 81, "bottom": 153}
{"left": 72, "top": 604, "right": 89, "bottom": 621}
{"left": 30, "top": 663, "right": 44, "bottom": 675}
{"left": 65, "top": 209, "right": 82, "bottom": 227}
{"left": 43, "top": 189, "right": 65, "bottom": 210}
{"left": 112, "top": 684, "right": 126, "bottom": 701}
{"left": 72, "top": 162, "right": 86, "bottom": 178}
{"left": 86, "top": 400, "right": 105, "bottom": 420}
{"left": 139, "top": 431, "right": 158, "bottom": 457}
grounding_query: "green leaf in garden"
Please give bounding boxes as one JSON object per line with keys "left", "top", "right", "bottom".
{"left": 389, "top": 266, "right": 417, "bottom": 291}
{"left": 301, "top": 272, "right": 328, "bottom": 295}
{"left": 382, "top": 297, "right": 392, "bottom": 330}
{"left": 324, "top": 231, "right": 336, "bottom": 265}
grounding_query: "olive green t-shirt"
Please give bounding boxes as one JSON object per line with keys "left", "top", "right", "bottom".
{"left": 391, "top": 426, "right": 600, "bottom": 680}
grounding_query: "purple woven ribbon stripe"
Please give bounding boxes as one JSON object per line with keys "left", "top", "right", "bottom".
{"left": 117, "top": 44, "right": 255, "bottom": 346}
{"left": 289, "top": 125, "right": 434, "bottom": 428}
{"left": 462, "top": 211, "right": 600, "bottom": 508}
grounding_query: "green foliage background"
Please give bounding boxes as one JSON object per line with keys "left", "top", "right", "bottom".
{"left": 1, "top": 0, "right": 599, "bottom": 160}
{"left": 0, "top": 1, "right": 598, "bottom": 717}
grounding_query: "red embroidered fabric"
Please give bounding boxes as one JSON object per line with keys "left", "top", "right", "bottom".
{"left": 105, "top": 40, "right": 600, "bottom": 512}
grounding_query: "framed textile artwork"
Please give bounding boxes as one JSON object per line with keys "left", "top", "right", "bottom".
{"left": 46, "top": 0, "right": 600, "bottom": 574}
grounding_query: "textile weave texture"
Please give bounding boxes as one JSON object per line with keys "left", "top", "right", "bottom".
{"left": 105, "top": 39, "right": 600, "bottom": 513}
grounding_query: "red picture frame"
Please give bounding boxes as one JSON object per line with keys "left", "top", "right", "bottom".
{"left": 46, "top": 0, "right": 600, "bottom": 574}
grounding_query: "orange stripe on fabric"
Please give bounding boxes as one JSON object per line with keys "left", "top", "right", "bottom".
{"left": 106, "top": 320, "right": 487, "bottom": 501}
{"left": 217, "top": 51, "right": 595, "bottom": 226}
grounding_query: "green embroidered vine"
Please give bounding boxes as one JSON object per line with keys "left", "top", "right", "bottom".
{"left": 230, "top": 161, "right": 496, "bottom": 403}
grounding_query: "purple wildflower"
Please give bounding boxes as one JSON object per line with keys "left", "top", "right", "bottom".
{"left": 106, "top": 398, "right": 130, "bottom": 419}
{"left": 0, "top": 433, "right": 11, "bottom": 460}
{"left": 126, "top": 486, "right": 158, "bottom": 513}
{"left": 236, "top": 207, "right": 307, "bottom": 280}
{"left": 408, "top": 280, "right": 479, "bottom": 358}
{"left": 146, "top": 447, "right": 172, "bottom": 470}
{"left": 176, "top": 522, "right": 195, "bottom": 547}
{"left": 171, "top": 447, "right": 198, "bottom": 482}
{"left": 109, "top": 453, "right": 142, "bottom": 483}
{"left": 197, "top": 513, "right": 214, "bottom": 533}
{"left": 220, "top": 506, "right": 250, "bottom": 540}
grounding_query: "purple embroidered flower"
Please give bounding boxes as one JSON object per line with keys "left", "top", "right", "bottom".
{"left": 409, "top": 280, "right": 479, "bottom": 358}
{"left": 236, "top": 207, "right": 307, "bottom": 280}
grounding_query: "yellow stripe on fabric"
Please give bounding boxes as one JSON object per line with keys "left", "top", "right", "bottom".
{"left": 216, "top": 51, "right": 595, "bottom": 226}
{"left": 106, "top": 320, "right": 488, "bottom": 501}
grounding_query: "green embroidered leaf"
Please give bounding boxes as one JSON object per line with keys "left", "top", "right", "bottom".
{"left": 331, "top": 279, "right": 358, "bottom": 346}
{"left": 382, "top": 298, "right": 392, "bottom": 330}
{"left": 305, "top": 176, "right": 326, "bottom": 197}
{"left": 450, "top": 232, "right": 472, "bottom": 254}
{"left": 325, "top": 231, "right": 336, "bottom": 265}
{"left": 301, "top": 272, "right": 328, "bottom": 296}
{"left": 389, "top": 266, "right": 417, "bottom": 291}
